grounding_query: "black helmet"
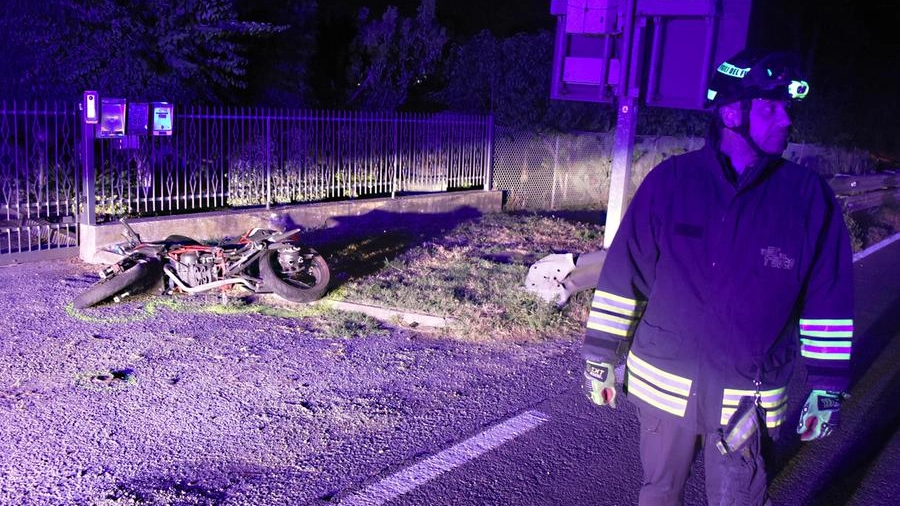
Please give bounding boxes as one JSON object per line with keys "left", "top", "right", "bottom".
{"left": 706, "top": 49, "right": 810, "bottom": 107}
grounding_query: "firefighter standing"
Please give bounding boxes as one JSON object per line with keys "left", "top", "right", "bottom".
{"left": 583, "top": 49, "right": 854, "bottom": 506}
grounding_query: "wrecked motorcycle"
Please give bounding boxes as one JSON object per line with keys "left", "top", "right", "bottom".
{"left": 74, "top": 219, "right": 330, "bottom": 309}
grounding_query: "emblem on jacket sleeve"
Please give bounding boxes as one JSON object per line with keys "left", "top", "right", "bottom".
{"left": 760, "top": 246, "right": 796, "bottom": 270}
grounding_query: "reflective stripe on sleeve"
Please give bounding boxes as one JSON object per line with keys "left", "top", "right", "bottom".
{"left": 592, "top": 290, "right": 646, "bottom": 317}
{"left": 586, "top": 312, "right": 633, "bottom": 336}
{"left": 799, "top": 318, "right": 853, "bottom": 361}
{"left": 586, "top": 290, "right": 646, "bottom": 337}
{"left": 799, "top": 318, "right": 853, "bottom": 337}
{"left": 626, "top": 352, "right": 692, "bottom": 417}
{"left": 799, "top": 342, "right": 852, "bottom": 360}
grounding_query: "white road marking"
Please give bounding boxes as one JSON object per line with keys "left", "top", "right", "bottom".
{"left": 853, "top": 232, "right": 900, "bottom": 262}
{"left": 340, "top": 410, "right": 550, "bottom": 506}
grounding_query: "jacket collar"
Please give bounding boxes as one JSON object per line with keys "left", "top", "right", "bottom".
{"left": 701, "top": 141, "right": 783, "bottom": 191}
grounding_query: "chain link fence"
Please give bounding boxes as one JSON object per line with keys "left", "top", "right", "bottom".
{"left": 493, "top": 129, "right": 874, "bottom": 212}
{"left": 493, "top": 129, "right": 706, "bottom": 211}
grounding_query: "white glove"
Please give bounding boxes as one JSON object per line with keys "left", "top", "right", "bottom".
{"left": 797, "top": 389, "right": 846, "bottom": 441}
{"left": 584, "top": 359, "right": 617, "bottom": 409}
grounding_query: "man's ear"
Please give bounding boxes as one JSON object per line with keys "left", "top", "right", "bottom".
{"left": 719, "top": 103, "right": 741, "bottom": 128}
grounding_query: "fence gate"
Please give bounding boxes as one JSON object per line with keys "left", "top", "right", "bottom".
{"left": 0, "top": 101, "right": 80, "bottom": 265}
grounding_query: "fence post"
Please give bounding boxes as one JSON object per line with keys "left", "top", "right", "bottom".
{"left": 80, "top": 111, "right": 97, "bottom": 226}
{"left": 265, "top": 110, "right": 271, "bottom": 209}
{"left": 484, "top": 114, "right": 494, "bottom": 191}
{"left": 392, "top": 112, "right": 399, "bottom": 199}
{"left": 551, "top": 134, "right": 559, "bottom": 210}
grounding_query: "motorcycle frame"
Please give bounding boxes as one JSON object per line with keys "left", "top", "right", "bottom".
{"left": 114, "top": 218, "right": 300, "bottom": 296}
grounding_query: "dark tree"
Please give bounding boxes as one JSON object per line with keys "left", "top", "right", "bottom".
{"left": 344, "top": 0, "right": 447, "bottom": 111}
{"left": 236, "top": 0, "right": 318, "bottom": 107}
{"left": 0, "top": 0, "right": 287, "bottom": 103}
{"left": 435, "top": 30, "right": 614, "bottom": 132}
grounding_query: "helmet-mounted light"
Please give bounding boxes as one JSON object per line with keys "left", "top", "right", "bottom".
{"left": 788, "top": 80, "right": 809, "bottom": 100}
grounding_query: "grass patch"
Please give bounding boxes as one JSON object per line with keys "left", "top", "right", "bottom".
{"left": 309, "top": 308, "right": 393, "bottom": 340}
{"left": 331, "top": 212, "right": 603, "bottom": 343}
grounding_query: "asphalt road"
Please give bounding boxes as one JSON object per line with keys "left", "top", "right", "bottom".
{"left": 317, "top": 235, "right": 900, "bottom": 506}
{"left": 0, "top": 235, "right": 898, "bottom": 506}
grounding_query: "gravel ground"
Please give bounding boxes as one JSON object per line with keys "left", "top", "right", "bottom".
{"left": 0, "top": 258, "right": 579, "bottom": 506}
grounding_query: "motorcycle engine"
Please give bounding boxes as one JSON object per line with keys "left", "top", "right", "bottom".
{"left": 173, "top": 251, "right": 217, "bottom": 287}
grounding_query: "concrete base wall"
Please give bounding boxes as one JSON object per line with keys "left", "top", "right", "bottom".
{"left": 80, "top": 190, "right": 504, "bottom": 264}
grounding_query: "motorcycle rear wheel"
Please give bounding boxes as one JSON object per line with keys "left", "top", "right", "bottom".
{"left": 260, "top": 248, "right": 330, "bottom": 303}
{"left": 73, "top": 257, "right": 163, "bottom": 309}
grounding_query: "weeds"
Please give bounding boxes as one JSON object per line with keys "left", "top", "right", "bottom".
{"left": 846, "top": 203, "right": 900, "bottom": 252}
{"left": 331, "top": 212, "right": 604, "bottom": 343}
{"left": 311, "top": 308, "right": 392, "bottom": 340}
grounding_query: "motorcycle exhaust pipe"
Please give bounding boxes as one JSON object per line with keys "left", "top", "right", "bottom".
{"left": 163, "top": 265, "right": 253, "bottom": 294}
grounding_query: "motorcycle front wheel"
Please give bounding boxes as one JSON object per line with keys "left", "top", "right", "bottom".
{"left": 73, "top": 256, "right": 163, "bottom": 309}
{"left": 260, "top": 248, "right": 330, "bottom": 303}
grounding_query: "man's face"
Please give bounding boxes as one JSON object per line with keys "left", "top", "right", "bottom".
{"left": 747, "top": 98, "right": 793, "bottom": 155}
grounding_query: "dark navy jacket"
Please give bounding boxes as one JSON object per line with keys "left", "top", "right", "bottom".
{"left": 584, "top": 144, "right": 854, "bottom": 432}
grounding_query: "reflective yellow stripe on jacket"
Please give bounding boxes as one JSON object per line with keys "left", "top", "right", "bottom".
{"left": 586, "top": 289, "right": 646, "bottom": 338}
{"left": 799, "top": 318, "right": 853, "bottom": 361}
{"left": 720, "top": 387, "right": 788, "bottom": 429}
{"left": 624, "top": 351, "right": 790, "bottom": 429}
{"left": 626, "top": 352, "right": 692, "bottom": 417}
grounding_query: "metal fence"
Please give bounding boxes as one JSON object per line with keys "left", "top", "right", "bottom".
{"left": 0, "top": 102, "right": 492, "bottom": 261}
{"left": 493, "top": 130, "right": 875, "bottom": 212}
{"left": 0, "top": 97, "right": 882, "bottom": 263}
{"left": 88, "top": 108, "right": 493, "bottom": 222}
{"left": 0, "top": 100, "right": 80, "bottom": 261}
{"left": 493, "top": 129, "right": 705, "bottom": 211}
{"left": 492, "top": 128, "right": 612, "bottom": 211}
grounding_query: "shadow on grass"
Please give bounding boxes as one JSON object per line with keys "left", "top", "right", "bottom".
{"left": 275, "top": 206, "right": 484, "bottom": 287}
{"left": 507, "top": 208, "right": 606, "bottom": 227}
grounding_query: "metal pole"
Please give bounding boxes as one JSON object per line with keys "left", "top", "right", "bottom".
{"left": 603, "top": 0, "right": 640, "bottom": 249}
{"left": 391, "top": 112, "right": 399, "bottom": 199}
{"left": 604, "top": 96, "right": 638, "bottom": 249}
{"left": 80, "top": 110, "right": 97, "bottom": 226}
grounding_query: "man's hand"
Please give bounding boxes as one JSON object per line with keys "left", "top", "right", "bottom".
{"left": 797, "top": 389, "right": 846, "bottom": 441}
{"left": 584, "top": 360, "right": 617, "bottom": 408}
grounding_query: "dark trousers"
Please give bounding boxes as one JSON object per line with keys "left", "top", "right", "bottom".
{"left": 637, "top": 410, "right": 770, "bottom": 506}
